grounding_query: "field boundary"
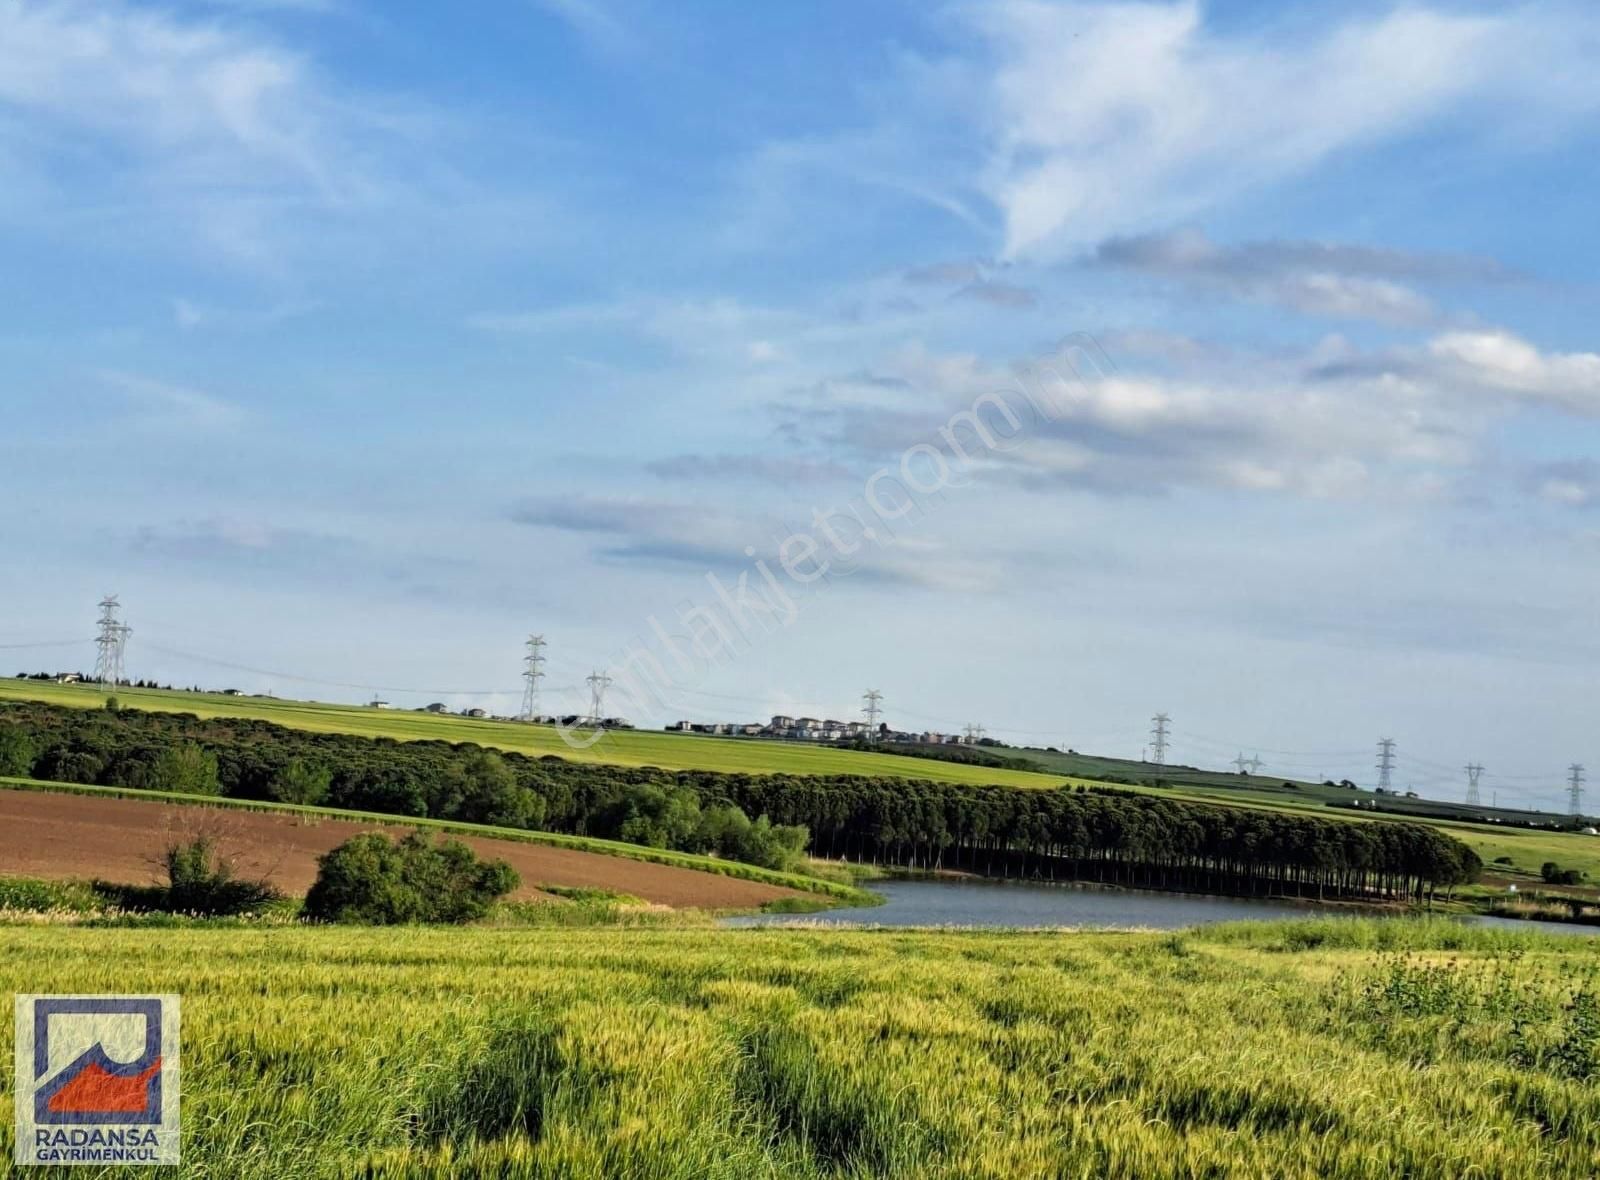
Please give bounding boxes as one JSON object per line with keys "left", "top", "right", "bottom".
{"left": 0, "top": 777, "right": 872, "bottom": 903}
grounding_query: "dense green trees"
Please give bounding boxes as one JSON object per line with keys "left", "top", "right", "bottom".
{"left": 0, "top": 701, "right": 1479, "bottom": 898}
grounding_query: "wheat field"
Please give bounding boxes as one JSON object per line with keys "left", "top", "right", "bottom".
{"left": 1, "top": 919, "right": 1597, "bottom": 1178}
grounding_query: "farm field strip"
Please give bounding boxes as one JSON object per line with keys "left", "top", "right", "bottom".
{"left": 0, "top": 921, "right": 1596, "bottom": 1178}
{"left": 0, "top": 680, "right": 1077, "bottom": 789}
{"left": 0, "top": 786, "right": 817, "bottom": 909}
{"left": 0, "top": 778, "right": 866, "bottom": 903}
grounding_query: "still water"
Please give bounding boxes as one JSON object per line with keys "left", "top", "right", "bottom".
{"left": 728, "top": 878, "right": 1349, "bottom": 929}
{"left": 727, "top": 878, "right": 1600, "bottom": 936}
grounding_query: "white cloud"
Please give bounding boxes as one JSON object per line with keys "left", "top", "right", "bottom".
{"left": 0, "top": 0, "right": 433, "bottom": 266}
{"left": 1428, "top": 330, "right": 1600, "bottom": 415}
{"left": 963, "top": 1, "right": 1600, "bottom": 257}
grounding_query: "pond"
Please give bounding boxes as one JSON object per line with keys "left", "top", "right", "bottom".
{"left": 727, "top": 878, "right": 1600, "bottom": 936}
{"left": 728, "top": 878, "right": 1354, "bottom": 930}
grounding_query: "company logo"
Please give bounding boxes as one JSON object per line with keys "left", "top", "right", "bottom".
{"left": 13, "top": 995, "right": 180, "bottom": 1167}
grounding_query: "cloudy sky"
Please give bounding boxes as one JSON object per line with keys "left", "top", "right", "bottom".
{"left": 4, "top": 0, "right": 1599, "bottom": 807}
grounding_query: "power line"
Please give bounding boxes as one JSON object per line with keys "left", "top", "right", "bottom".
{"left": 585, "top": 670, "right": 614, "bottom": 725}
{"left": 139, "top": 641, "right": 528, "bottom": 696}
{"left": 862, "top": 689, "right": 883, "bottom": 738}
{"left": 1376, "top": 738, "right": 1396, "bottom": 792}
{"left": 1464, "top": 762, "right": 1484, "bottom": 806}
{"left": 520, "top": 635, "right": 547, "bottom": 722}
{"left": 1569, "top": 764, "right": 1586, "bottom": 817}
{"left": 93, "top": 595, "right": 129, "bottom": 690}
{"left": 0, "top": 639, "right": 93, "bottom": 651}
{"left": 1150, "top": 713, "right": 1170, "bottom": 766}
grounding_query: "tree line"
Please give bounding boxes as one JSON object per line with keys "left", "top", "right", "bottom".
{"left": 0, "top": 701, "right": 1480, "bottom": 898}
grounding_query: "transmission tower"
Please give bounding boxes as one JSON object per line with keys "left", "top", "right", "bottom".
{"left": 1569, "top": 764, "right": 1586, "bottom": 817}
{"left": 1149, "top": 714, "right": 1170, "bottom": 766}
{"left": 962, "top": 722, "right": 986, "bottom": 744}
{"left": 585, "top": 670, "right": 613, "bottom": 725}
{"left": 1464, "top": 763, "right": 1485, "bottom": 807}
{"left": 1233, "top": 753, "right": 1264, "bottom": 776}
{"left": 520, "top": 635, "right": 547, "bottom": 722}
{"left": 1376, "top": 738, "right": 1396, "bottom": 792}
{"left": 93, "top": 595, "right": 130, "bottom": 690}
{"left": 862, "top": 689, "right": 883, "bottom": 737}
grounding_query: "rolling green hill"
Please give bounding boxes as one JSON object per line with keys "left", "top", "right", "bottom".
{"left": 0, "top": 680, "right": 1081, "bottom": 789}
{"left": 6, "top": 678, "right": 1598, "bottom": 882}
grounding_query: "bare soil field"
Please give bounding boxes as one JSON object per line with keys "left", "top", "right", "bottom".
{"left": 0, "top": 788, "right": 801, "bottom": 910}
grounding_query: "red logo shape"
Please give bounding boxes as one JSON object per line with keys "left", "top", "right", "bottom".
{"left": 46, "top": 1058, "right": 163, "bottom": 1114}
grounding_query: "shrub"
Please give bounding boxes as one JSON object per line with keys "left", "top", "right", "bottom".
{"left": 302, "top": 831, "right": 519, "bottom": 925}
{"left": 1541, "top": 861, "right": 1585, "bottom": 886}
{"left": 160, "top": 837, "right": 282, "bottom": 916}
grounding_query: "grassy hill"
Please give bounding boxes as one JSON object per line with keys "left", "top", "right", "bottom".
{"left": 6, "top": 679, "right": 1598, "bottom": 883}
{"left": 0, "top": 680, "right": 1079, "bottom": 789}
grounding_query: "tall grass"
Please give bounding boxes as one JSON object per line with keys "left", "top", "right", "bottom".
{"left": 1, "top": 920, "right": 1597, "bottom": 1177}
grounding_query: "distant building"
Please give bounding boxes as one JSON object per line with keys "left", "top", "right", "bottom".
{"left": 463, "top": 707, "right": 488, "bottom": 719}
{"left": 368, "top": 699, "right": 391, "bottom": 710}
{"left": 221, "top": 688, "right": 243, "bottom": 696}
{"left": 54, "top": 673, "right": 82, "bottom": 685}
{"left": 423, "top": 702, "right": 449, "bottom": 714}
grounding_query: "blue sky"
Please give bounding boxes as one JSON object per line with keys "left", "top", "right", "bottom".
{"left": 4, "top": 0, "right": 1600, "bottom": 807}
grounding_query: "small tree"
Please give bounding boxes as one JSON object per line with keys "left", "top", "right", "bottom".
{"left": 161, "top": 837, "right": 281, "bottom": 915}
{"left": 271, "top": 759, "right": 332, "bottom": 806}
{"left": 453, "top": 751, "right": 544, "bottom": 829}
{"left": 0, "top": 726, "right": 35, "bottom": 777}
{"left": 302, "top": 831, "right": 519, "bottom": 925}
{"left": 152, "top": 742, "right": 222, "bottom": 795}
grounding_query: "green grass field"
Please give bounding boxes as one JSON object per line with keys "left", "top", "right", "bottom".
{"left": 1, "top": 919, "right": 1597, "bottom": 1178}
{"left": 0, "top": 680, "right": 1077, "bottom": 789}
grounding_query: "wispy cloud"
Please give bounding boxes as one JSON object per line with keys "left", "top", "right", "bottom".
{"left": 97, "top": 370, "right": 244, "bottom": 430}
{"left": 969, "top": 1, "right": 1600, "bottom": 257}
{"left": 528, "top": 0, "right": 637, "bottom": 56}
{"left": 1086, "top": 227, "right": 1526, "bottom": 324}
{"left": 0, "top": 0, "right": 431, "bottom": 266}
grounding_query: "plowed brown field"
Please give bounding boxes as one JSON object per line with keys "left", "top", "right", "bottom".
{"left": 0, "top": 788, "right": 801, "bottom": 909}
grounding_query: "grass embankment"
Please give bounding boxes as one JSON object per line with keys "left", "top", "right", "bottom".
{"left": 0, "top": 776, "right": 870, "bottom": 905}
{"left": 0, "top": 920, "right": 1596, "bottom": 1177}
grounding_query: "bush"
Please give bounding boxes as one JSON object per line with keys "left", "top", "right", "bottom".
{"left": 302, "top": 831, "right": 519, "bottom": 925}
{"left": 147, "top": 837, "right": 281, "bottom": 916}
{"left": 1541, "top": 861, "right": 1585, "bottom": 887}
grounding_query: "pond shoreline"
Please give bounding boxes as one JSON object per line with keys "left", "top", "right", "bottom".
{"left": 735, "top": 877, "right": 1600, "bottom": 936}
